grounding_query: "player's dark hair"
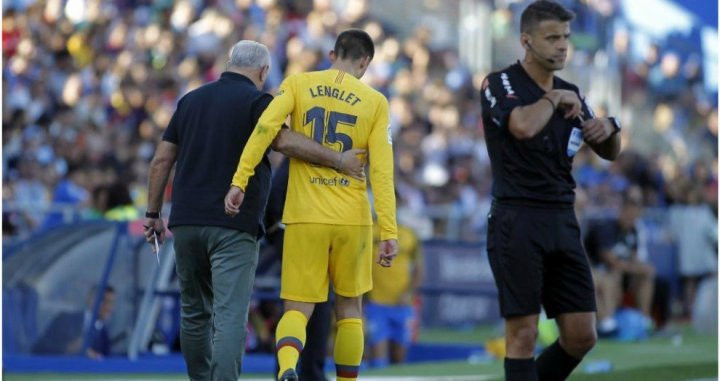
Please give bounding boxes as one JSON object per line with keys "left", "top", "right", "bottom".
{"left": 334, "top": 29, "right": 375, "bottom": 61}
{"left": 520, "top": 0, "right": 575, "bottom": 33}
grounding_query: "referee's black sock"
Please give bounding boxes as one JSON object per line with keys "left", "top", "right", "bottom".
{"left": 504, "top": 357, "right": 538, "bottom": 381}
{"left": 536, "top": 340, "right": 581, "bottom": 381}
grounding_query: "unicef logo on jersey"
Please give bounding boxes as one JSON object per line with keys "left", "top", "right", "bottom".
{"left": 309, "top": 175, "right": 351, "bottom": 187}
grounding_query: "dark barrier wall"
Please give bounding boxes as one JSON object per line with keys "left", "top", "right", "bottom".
{"left": 420, "top": 240, "right": 500, "bottom": 327}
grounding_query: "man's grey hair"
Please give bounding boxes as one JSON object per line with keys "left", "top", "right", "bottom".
{"left": 227, "top": 40, "right": 271, "bottom": 70}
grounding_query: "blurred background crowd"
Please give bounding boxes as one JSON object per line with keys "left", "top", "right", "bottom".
{"left": 3, "top": 0, "right": 717, "bottom": 240}
{"left": 2, "top": 0, "right": 717, "bottom": 359}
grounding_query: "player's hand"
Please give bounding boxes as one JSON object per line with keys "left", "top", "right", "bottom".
{"left": 143, "top": 217, "right": 166, "bottom": 250}
{"left": 376, "top": 239, "right": 398, "bottom": 268}
{"left": 582, "top": 118, "right": 614, "bottom": 144}
{"left": 338, "top": 148, "right": 366, "bottom": 180}
{"left": 551, "top": 89, "right": 583, "bottom": 120}
{"left": 224, "top": 186, "right": 245, "bottom": 217}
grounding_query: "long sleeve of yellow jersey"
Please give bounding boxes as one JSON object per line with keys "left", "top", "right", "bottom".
{"left": 231, "top": 77, "right": 296, "bottom": 191}
{"left": 368, "top": 97, "right": 398, "bottom": 241}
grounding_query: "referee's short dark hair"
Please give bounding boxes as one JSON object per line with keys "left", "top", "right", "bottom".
{"left": 334, "top": 29, "right": 375, "bottom": 61}
{"left": 521, "top": 0, "right": 575, "bottom": 33}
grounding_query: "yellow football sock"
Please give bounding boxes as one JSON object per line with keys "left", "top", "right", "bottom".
{"left": 334, "top": 318, "right": 364, "bottom": 381}
{"left": 275, "top": 310, "right": 308, "bottom": 379}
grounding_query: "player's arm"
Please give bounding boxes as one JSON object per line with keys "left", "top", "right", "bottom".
{"left": 225, "top": 81, "right": 295, "bottom": 216}
{"left": 368, "top": 97, "right": 398, "bottom": 266}
{"left": 272, "top": 128, "right": 365, "bottom": 179}
{"left": 230, "top": 79, "right": 296, "bottom": 192}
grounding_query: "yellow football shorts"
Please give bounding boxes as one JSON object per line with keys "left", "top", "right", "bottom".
{"left": 281, "top": 223, "right": 373, "bottom": 302}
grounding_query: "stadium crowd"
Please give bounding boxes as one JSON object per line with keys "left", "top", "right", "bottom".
{"left": 2, "top": 0, "right": 716, "bottom": 330}
{"left": 3, "top": 0, "right": 716, "bottom": 240}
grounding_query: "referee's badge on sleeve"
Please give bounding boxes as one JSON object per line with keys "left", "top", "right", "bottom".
{"left": 567, "top": 127, "right": 583, "bottom": 157}
{"left": 387, "top": 124, "right": 393, "bottom": 144}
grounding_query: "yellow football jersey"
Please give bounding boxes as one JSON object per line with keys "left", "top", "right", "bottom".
{"left": 231, "top": 69, "right": 398, "bottom": 240}
{"left": 369, "top": 224, "right": 422, "bottom": 305}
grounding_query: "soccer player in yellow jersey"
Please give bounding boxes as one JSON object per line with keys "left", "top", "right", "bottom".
{"left": 366, "top": 222, "right": 424, "bottom": 367}
{"left": 224, "top": 29, "right": 398, "bottom": 381}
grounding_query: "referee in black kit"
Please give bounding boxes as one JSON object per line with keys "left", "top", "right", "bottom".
{"left": 480, "top": 1, "right": 621, "bottom": 381}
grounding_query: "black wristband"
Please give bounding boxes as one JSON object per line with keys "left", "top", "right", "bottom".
{"left": 145, "top": 211, "right": 160, "bottom": 219}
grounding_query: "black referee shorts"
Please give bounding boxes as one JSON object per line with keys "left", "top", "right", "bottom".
{"left": 486, "top": 202, "right": 597, "bottom": 319}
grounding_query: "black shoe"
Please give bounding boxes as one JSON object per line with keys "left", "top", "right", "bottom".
{"left": 278, "top": 369, "right": 298, "bottom": 381}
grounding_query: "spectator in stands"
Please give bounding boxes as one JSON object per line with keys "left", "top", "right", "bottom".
{"left": 42, "top": 165, "right": 89, "bottom": 229}
{"left": 365, "top": 218, "right": 424, "bottom": 367}
{"left": 2, "top": 0, "right": 716, "bottom": 247}
{"left": 585, "top": 187, "right": 655, "bottom": 336}
{"left": 83, "top": 184, "right": 109, "bottom": 220}
{"left": 669, "top": 185, "right": 718, "bottom": 318}
{"left": 32, "top": 285, "right": 116, "bottom": 359}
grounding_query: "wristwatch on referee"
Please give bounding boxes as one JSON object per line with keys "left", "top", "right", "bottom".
{"left": 145, "top": 211, "right": 161, "bottom": 219}
{"left": 608, "top": 117, "right": 621, "bottom": 137}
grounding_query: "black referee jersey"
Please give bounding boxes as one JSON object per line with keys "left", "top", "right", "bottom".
{"left": 480, "top": 61, "right": 594, "bottom": 207}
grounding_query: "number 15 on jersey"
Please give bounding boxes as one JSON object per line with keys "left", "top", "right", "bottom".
{"left": 304, "top": 106, "right": 357, "bottom": 152}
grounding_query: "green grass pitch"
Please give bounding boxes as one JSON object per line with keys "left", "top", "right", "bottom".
{"left": 4, "top": 324, "right": 716, "bottom": 381}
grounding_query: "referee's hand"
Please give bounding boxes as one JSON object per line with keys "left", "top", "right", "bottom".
{"left": 224, "top": 186, "right": 245, "bottom": 217}
{"left": 551, "top": 89, "right": 584, "bottom": 120}
{"left": 377, "top": 239, "right": 398, "bottom": 268}
{"left": 581, "top": 118, "right": 614, "bottom": 144}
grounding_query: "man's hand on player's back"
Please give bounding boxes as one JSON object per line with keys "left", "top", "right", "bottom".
{"left": 376, "top": 239, "right": 398, "bottom": 267}
{"left": 337, "top": 148, "right": 367, "bottom": 180}
{"left": 225, "top": 147, "right": 366, "bottom": 218}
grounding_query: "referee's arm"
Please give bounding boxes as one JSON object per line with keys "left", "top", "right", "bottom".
{"left": 507, "top": 89, "right": 582, "bottom": 139}
{"left": 582, "top": 118, "right": 621, "bottom": 161}
{"left": 482, "top": 75, "right": 582, "bottom": 139}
